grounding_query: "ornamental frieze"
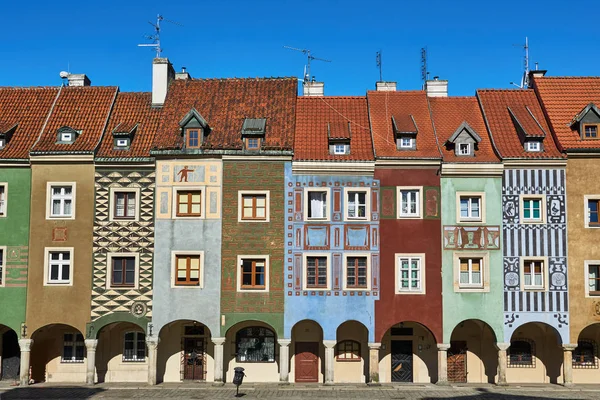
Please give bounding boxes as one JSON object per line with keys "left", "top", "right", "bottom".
{"left": 443, "top": 225, "right": 500, "bottom": 250}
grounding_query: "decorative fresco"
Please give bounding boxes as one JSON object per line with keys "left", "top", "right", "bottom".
{"left": 443, "top": 226, "right": 500, "bottom": 250}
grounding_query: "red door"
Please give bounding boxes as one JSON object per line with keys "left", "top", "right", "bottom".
{"left": 183, "top": 338, "right": 205, "bottom": 380}
{"left": 295, "top": 342, "right": 319, "bottom": 382}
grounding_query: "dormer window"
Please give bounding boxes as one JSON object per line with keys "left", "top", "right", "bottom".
{"left": 242, "top": 118, "right": 266, "bottom": 151}
{"left": 570, "top": 103, "right": 600, "bottom": 140}
{"left": 334, "top": 143, "right": 348, "bottom": 155}
{"left": 327, "top": 121, "right": 351, "bottom": 156}
{"left": 445, "top": 121, "right": 481, "bottom": 157}
{"left": 179, "top": 108, "right": 210, "bottom": 150}
{"left": 0, "top": 122, "right": 16, "bottom": 150}
{"left": 116, "top": 139, "right": 130, "bottom": 148}
{"left": 458, "top": 143, "right": 471, "bottom": 156}
{"left": 400, "top": 137, "right": 414, "bottom": 148}
{"left": 247, "top": 138, "right": 261, "bottom": 150}
{"left": 584, "top": 124, "right": 598, "bottom": 139}
{"left": 56, "top": 126, "right": 79, "bottom": 144}
{"left": 112, "top": 122, "right": 137, "bottom": 150}
{"left": 392, "top": 115, "right": 418, "bottom": 151}
{"left": 526, "top": 141, "right": 541, "bottom": 152}
{"left": 186, "top": 128, "right": 202, "bottom": 149}
{"left": 0, "top": 139, "right": 4, "bottom": 149}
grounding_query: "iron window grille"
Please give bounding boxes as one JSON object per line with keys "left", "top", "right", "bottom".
{"left": 123, "top": 332, "right": 146, "bottom": 362}
{"left": 62, "top": 333, "right": 85, "bottom": 363}
{"left": 236, "top": 327, "right": 275, "bottom": 363}
{"left": 573, "top": 340, "right": 598, "bottom": 369}
{"left": 508, "top": 339, "right": 535, "bottom": 368}
{"left": 336, "top": 340, "right": 360, "bottom": 361}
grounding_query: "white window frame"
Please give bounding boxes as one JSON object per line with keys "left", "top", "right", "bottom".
{"left": 520, "top": 257, "right": 548, "bottom": 291}
{"left": 109, "top": 187, "right": 140, "bottom": 222}
{"left": 342, "top": 253, "right": 371, "bottom": 291}
{"left": 526, "top": 141, "right": 541, "bottom": 152}
{"left": 46, "top": 182, "right": 76, "bottom": 220}
{"left": 584, "top": 195, "right": 600, "bottom": 228}
{"left": 122, "top": 331, "right": 146, "bottom": 362}
{"left": 334, "top": 144, "right": 347, "bottom": 155}
{"left": 584, "top": 260, "right": 600, "bottom": 298}
{"left": 44, "top": 247, "right": 74, "bottom": 286}
{"left": 303, "top": 253, "right": 331, "bottom": 291}
{"left": 344, "top": 187, "right": 371, "bottom": 221}
{"left": 456, "top": 192, "right": 485, "bottom": 223}
{"left": 519, "top": 195, "right": 546, "bottom": 224}
{"left": 172, "top": 186, "right": 206, "bottom": 219}
{"left": 0, "top": 246, "right": 6, "bottom": 287}
{"left": 453, "top": 251, "right": 489, "bottom": 292}
{"left": 304, "top": 188, "right": 330, "bottom": 221}
{"left": 237, "top": 254, "right": 270, "bottom": 293}
{"left": 395, "top": 253, "right": 425, "bottom": 294}
{"left": 0, "top": 139, "right": 5, "bottom": 148}
{"left": 0, "top": 183, "right": 7, "bottom": 218}
{"left": 238, "top": 190, "right": 270, "bottom": 223}
{"left": 400, "top": 137, "right": 414, "bottom": 148}
{"left": 170, "top": 251, "right": 205, "bottom": 289}
{"left": 458, "top": 143, "right": 471, "bottom": 155}
{"left": 116, "top": 138, "right": 129, "bottom": 147}
{"left": 397, "top": 186, "right": 423, "bottom": 219}
{"left": 106, "top": 252, "right": 140, "bottom": 290}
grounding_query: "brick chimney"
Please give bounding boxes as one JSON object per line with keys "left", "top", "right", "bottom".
{"left": 67, "top": 74, "right": 91, "bottom": 87}
{"left": 376, "top": 81, "right": 396, "bottom": 91}
{"left": 152, "top": 58, "right": 175, "bottom": 106}
{"left": 425, "top": 76, "right": 448, "bottom": 97}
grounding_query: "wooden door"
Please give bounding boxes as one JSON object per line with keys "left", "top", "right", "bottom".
{"left": 391, "top": 340, "right": 413, "bottom": 382}
{"left": 447, "top": 341, "right": 467, "bottom": 383}
{"left": 183, "top": 338, "right": 205, "bottom": 380}
{"left": 295, "top": 342, "right": 319, "bottom": 382}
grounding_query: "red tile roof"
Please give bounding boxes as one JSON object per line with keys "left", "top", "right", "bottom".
{"left": 0, "top": 87, "right": 59, "bottom": 159}
{"left": 532, "top": 76, "right": 600, "bottom": 151}
{"left": 97, "top": 92, "right": 161, "bottom": 159}
{"left": 31, "top": 86, "right": 118, "bottom": 154}
{"left": 477, "top": 89, "right": 563, "bottom": 159}
{"left": 367, "top": 91, "right": 441, "bottom": 159}
{"left": 428, "top": 96, "right": 500, "bottom": 163}
{"left": 294, "top": 96, "right": 373, "bottom": 161}
{"left": 153, "top": 78, "right": 297, "bottom": 151}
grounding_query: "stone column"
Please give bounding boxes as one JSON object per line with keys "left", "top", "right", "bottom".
{"left": 212, "top": 337, "right": 226, "bottom": 384}
{"left": 436, "top": 343, "right": 450, "bottom": 385}
{"left": 277, "top": 339, "right": 291, "bottom": 383}
{"left": 495, "top": 342, "right": 510, "bottom": 386}
{"left": 18, "top": 339, "right": 33, "bottom": 386}
{"left": 84, "top": 339, "right": 98, "bottom": 385}
{"left": 368, "top": 342, "right": 381, "bottom": 384}
{"left": 323, "top": 340, "right": 336, "bottom": 385}
{"left": 562, "top": 344, "right": 576, "bottom": 387}
{"left": 146, "top": 337, "right": 159, "bottom": 385}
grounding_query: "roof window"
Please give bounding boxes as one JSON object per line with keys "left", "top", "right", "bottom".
{"left": 56, "top": 126, "right": 80, "bottom": 144}
{"left": 328, "top": 122, "right": 351, "bottom": 155}
{"left": 445, "top": 121, "right": 481, "bottom": 157}
{"left": 179, "top": 108, "right": 210, "bottom": 150}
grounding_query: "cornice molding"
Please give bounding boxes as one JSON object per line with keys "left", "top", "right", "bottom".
{"left": 292, "top": 161, "right": 375, "bottom": 176}
{"left": 441, "top": 163, "right": 503, "bottom": 176}
{"left": 30, "top": 154, "right": 95, "bottom": 163}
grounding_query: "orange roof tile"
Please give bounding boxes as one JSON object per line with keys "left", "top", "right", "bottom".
{"left": 533, "top": 76, "right": 600, "bottom": 151}
{"left": 294, "top": 96, "right": 373, "bottom": 161}
{"left": 153, "top": 78, "right": 297, "bottom": 151}
{"left": 367, "top": 91, "right": 441, "bottom": 159}
{"left": 0, "top": 87, "right": 59, "bottom": 159}
{"left": 428, "top": 96, "right": 500, "bottom": 163}
{"left": 477, "top": 89, "right": 563, "bottom": 159}
{"left": 31, "top": 86, "right": 118, "bottom": 154}
{"left": 97, "top": 92, "right": 161, "bottom": 159}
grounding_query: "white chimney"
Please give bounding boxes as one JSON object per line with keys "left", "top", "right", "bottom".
{"left": 175, "top": 66, "right": 191, "bottom": 80}
{"left": 152, "top": 58, "right": 175, "bottom": 106}
{"left": 303, "top": 80, "right": 324, "bottom": 97}
{"left": 376, "top": 81, "right": 396, "bottom": 91}
{"left": 425, "top": 77, "right": 448, "bottom": 97}
{"left": 67, "top": 74, "right": 91, "bottom": 87}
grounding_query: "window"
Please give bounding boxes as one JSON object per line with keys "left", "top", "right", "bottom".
{"left": 246, "top": 138, "right": 261, "bottom": 150}
{"left": 177, "top": 190, "right": 202, "bottom": 217}
{"left": 522, "top": 259, "right": 545, "bottom": 290}
{"left": 62, "top": 333, "right": 84, "bottom": 363}
{"left": 48, "top": 184, "right": 75, "bottom": 219}
{"left": 400, "top": 137, "right": 413, "bottom": 148}
{"left": 123, "top": 332, "right": 146, "bottom": 362}
{"left": 584, "top": 124, "right": 598, "bottom": 139}
{"left": 346, "top": 190, "right": 367, "bottom": 220}
{"left": 521, "top": 197, "right": 543, "bottom": 223}
{"left": 61, "top": 132, "right": 73, "bottom": 142}
{"left": 587, "top": 198, "right": 600, "bottom": 227}
{"left": 336, "top": 340, "right": 360, "bottom": 361}
{"left": 526, "top": 141, "right": 541, "bottom": 152}
{"left": 508, "top": 340, "right": 535, "bottom": 367}
{"left": 457, "top": 193, "right": 484, "bottom": 222}
{"left": 398, "top": 188, "right": 421, "bottom": 218}
{"left": 114, "top": 192, "right": 136, "bottom": 220}
{"left": 116, "top": 138, "right": 129, "bottom": 147}
{"left": 175, "top": 254, "right": 202, "bottom": 286}
{"left": 573, "top": 340, "right": 598, "bottom": 369}
{"left": 334, "top": 144, "right": 347, "bottom": 154}
{"left": 305, "top": 189, "right": 329, "bottom": 220}
{"left": 236, "top": 327, "right": 275, "bottom": 363}
{"left": 110, "top": 257, "right": 136, "bottom": 287}
{"left": 0, "top": 139, "right": 4, "bottom": 149}
{"left": 458, "top": 143, "right": 471, "bottom": 155}
{"left": 0, "top": 184, "right": 5, "bottom": 216}
{"left": 588, "top": 264, "right": 600, "bottom": 296}
{"left": 0, "top": 247, "right": 4, "bottom": 286}
{"left": 346, "top": 256, "right": 368, "bottom": 289}
{"left": 306, "top": 256, "right": 328, "bottom": 289}
{"left": 240, "top": 258, "right": 267, "bottom": 290}
{"left": 459, "top": 257, "right": 483, "bottom": 288}
{"left": 186, "top": 129, "right": 201, "bottom": 148}
{"left": 396, "top": 255, "right": 423, "bottom": 293}
{"left": 45, "top": 249, "right": 73, "bottom": 285}
{"left": 239, "top": 192, "right": 268, "bottom": 221}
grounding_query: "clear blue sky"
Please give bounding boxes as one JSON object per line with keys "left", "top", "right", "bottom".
{"left": 3, "top": 0, "right": 597, "bottom": 96}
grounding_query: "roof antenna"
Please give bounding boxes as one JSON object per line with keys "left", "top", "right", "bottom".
{"left": 510, "top": 37, "right": 530, "bottom": 88}
{"left": 421, "top": 47, "right": 429, "bottom": 89}
{"left": 138, "top": 14, "right": 183, "bottom": 58}
{"left": 376, "top": 50, "right": 383, "bottom": 82}
{"left": 283, "top": 46, "right": 331, "bottom": 83}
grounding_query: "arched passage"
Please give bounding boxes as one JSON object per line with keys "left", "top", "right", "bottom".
{"left": 379, "top": 321, "right": 437, "bottom": 383}
{"left": 335, "top": 320, "right": 368, "bottom": 383}
{"left": 157, "top": 320, "right": 213, "bottom": 383}
{"left": 448, "top": 319, "right": 498, "bottom": 383}
{"left": 31, "top": 324, "right": 85, "bottom": 383}
{"left": 290, "top": 320, "right": 323, "bottom": 383}
{"left": 0, "top": 325, "right": 20, "bottom": 382}
{"left": 94, "top": 321, "right": 147, "bottom": 383}
{"left": 572, "top": 323, "right": 600, "bottom": 384}
{"left": 507, "top": 322, "right": 563, "bottom": 384}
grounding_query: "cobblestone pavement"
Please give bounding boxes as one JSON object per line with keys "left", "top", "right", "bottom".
{"left": 1, "top": 385, "right": 600, "bottom": 400}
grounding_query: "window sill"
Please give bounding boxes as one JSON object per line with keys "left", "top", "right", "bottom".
{"left": 522, "top": 287, "right": 546, "bottom": 292}
{"left": 521, "top": 219, "right": 545, "bottom": 224}
{"left": 305, "top": 218, "right": 330, "bottom": 222}
{"left": 396, "top": 290, "right": 426, "bottom": 295}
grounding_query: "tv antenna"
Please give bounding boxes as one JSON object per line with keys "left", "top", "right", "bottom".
{"left": 421, "top": 47, "right": 429, "bottom": 89}
{"left": 284, "top": 46, "right": 331, "bottom": 82}
{"left": 510, "top": 37, "right": 530, "bottom": 89}
{"left": 376, "top": 50, "right": 383, "bottom": 82}
{"left": 138, "top": 14, "right": 183, "bottom": 58}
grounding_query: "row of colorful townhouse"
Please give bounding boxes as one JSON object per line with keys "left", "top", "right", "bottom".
{"left": 0, "top": 59, "right": 599, "bottom": 386}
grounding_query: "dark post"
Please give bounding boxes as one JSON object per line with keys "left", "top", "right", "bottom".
{"left": 233, "top": 367, "right": 245, "bottom": 397}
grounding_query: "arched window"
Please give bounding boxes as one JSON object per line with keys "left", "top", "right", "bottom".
{"left": 508, "top": 339, "right": 535, "bottom": 367}
{"left": 573, "top": 340, "right": 598, "bottom": 369}
{"left": 336, "top": 340, "right": 360, "bottom": 361}
{"left": 123, "top": 332, "right": 146, "bottom": 362}
{"left": 236, "top": 327, "right": 275, "bottom": 363}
